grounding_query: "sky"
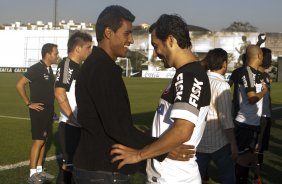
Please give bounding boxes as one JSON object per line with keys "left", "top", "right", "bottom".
{"left": 1, "top": 0, "right": 282, "bottom": 32}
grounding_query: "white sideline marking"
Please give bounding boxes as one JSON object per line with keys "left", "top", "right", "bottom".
{"left": 0, "top": 115, "right": 30, "bottom": 120}
{"left": 0, "top": 155, "right": 62, "bottom": 171}
{"left": 272, "top": 106, "right": 282, "bottom": 111}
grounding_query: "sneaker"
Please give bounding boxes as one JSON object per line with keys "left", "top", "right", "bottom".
{"left": 27, "top": 173, "right": 44, "bottom": 184}
{"left": 39, "top": 171, "right": 55, "bottom": 180}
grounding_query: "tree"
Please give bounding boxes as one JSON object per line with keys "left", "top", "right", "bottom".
{"left": 222, "top": 21, "right": 257, "bottom": 32}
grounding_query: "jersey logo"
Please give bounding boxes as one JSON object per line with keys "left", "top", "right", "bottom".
{"left": 66, "top": 68, "right": 74, "bottom": 84}
{"left": 43, "top": 74, "right": 49, "bottom": 80}
{"left": 157, "top": 104, "right": 165, "bottom": 115}
{"left": 189, "top": 78, "right": 203, "bottom": 108}
{"left": 175, "top": 73, "right": 183, "bottom": 101}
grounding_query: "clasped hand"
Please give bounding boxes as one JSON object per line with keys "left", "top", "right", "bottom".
{"left": 111, "top": 144, "right": 195, "bottom": 169}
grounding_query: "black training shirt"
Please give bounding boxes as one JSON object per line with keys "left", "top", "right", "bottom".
{"left": 24, "top": 61, "right": 54, "bottom": 105}
{"left": 74, "top": 46, "right": 165, "bottom": 174}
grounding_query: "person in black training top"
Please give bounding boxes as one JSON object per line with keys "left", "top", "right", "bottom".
{"left": 55, "top": 31, "right": 92, "bottom": 183}
{"left": 16, "top": 43, "right": 59, "bottom": 183}
{"left": 73, "top": 5, "right": 195, "bottom": 184}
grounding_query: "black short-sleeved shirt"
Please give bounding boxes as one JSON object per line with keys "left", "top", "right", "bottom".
{"left": 55, "top": 57, "right": 80, "bottom": 125}
{"left": 55, "top": 57, "right": 79, "bottom": 91}
{"left": 229, "top": 67, "right": 244, "bottom": 102}
{"left": 74, "top": 46, "right": 165, "bottom": 174}
{"left": 24, "top": 61, "right": 54, "bottom": 105}
{"left": 235, "top": 66, "right": 264, "bottom": 126}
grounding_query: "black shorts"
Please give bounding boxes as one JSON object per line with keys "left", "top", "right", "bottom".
{"left": 235, "top": 122, "right": 260, "bottom": 155}
{"left": 29, "top": 105, "right": 54, "bottom": 140}
{"left": 59, "top": 122, "right": 81, "bottom": 165}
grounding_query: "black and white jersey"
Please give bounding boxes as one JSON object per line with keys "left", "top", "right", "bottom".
{"left": 24, "top": 61, "right": 54, "bottom": 105}
{"left": 55, "top": 58, "right": 80, "bottom": 126}
{"left": 152, "top": 61, "right": 211, "bottom": 145}
{"left": 236, "top": 66, "right": 264, "bottom": 125}
{"left": 148, "top": 62, "right": 211, "bottom": 183}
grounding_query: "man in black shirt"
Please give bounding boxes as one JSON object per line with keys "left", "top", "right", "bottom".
{"left": 55, "top": 31, "right": 92, "bottom": 183}
{"left": 73, "top": 6, "right": 194, "bottom": 184}
{"left": 16, "top": 43, "right": 59, "bottom": 183}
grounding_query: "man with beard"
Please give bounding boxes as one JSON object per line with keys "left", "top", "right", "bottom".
{"left": 111, "top": 14, "right": 211, "bottom": 184}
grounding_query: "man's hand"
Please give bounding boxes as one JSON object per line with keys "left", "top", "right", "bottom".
{"left": 111, "top": 144, "right": 142, "bottom": 169}
{"left": 261, "top": 79, "right": 268, "bottom": 91}
{"left": 167, "top": 144, "right": 195, "bottom": 161}
{"left": 28, "top": 103, "right": 44, "bottom": 111}
{"left": 67, "top": 113, "right": 79, "bottom": 126}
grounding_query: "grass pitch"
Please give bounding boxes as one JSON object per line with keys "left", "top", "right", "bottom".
{"left": 0, "top": 73, "right": 281, "bottom": 183}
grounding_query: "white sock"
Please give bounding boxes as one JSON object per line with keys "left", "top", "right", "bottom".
{"left": 30, "top": 169, "right": 37, "bottom": 177}
{"left": 36, "top": 166, "right": 43, "bottom": 173}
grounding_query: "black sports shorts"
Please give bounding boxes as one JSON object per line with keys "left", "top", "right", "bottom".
{"left": 235, "top": 121, "right": 260, "bottom": 155}
{"left": 29, "top": 104, "right": 54, "bottom": 140}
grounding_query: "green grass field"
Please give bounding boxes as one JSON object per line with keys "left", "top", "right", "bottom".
{"left": 0, "top": 73, "right": 281, "bottom": 184}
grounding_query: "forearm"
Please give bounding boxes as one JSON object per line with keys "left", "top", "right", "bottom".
{"left": 16, "top": 84, "right": 30, "bottom": 105}
{"left": 257, "top": 87, "right": 267, "bottom": 101}
{"left": 139, "top": 120, "right": 194, "bottom": 161}
{"left": 248, "top": 88, "right": 267, "bottom": 104}
{"left": 55, "top": 90, "right": 72, "bottom": 117}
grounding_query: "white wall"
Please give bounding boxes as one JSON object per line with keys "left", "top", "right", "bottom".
{"left": 0, "top": 30, "right": 69, "bottom": 67}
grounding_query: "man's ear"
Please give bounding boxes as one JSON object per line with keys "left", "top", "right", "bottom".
{"left": 75, "top": 45, "right": 81, "bottom": 53}
{"left": 167, "top": 35, "right": 176, "bottom": 48}
{"left": 104, "top": 27, "right": 112, "bottom": 39}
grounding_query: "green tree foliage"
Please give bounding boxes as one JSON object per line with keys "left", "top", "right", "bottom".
{"left": 222, "top": 21, "right": 257, "bottom": 32}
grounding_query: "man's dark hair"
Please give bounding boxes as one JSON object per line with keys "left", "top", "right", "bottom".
{"left": 149, "top": 22, "right": 156, "bottom": 33}
{"left": 206, "top": 48, "right": 228, "bottom": 71}
{"left": 41, "top": 43, "right": 57, "bottom": 58}
{"left": 95, "top": 5, "right": 135, "bottom": 42}
{"left": 68, "top": 31, "right": 92, "bottom": 53}
{"left": 153, "top": 14, "right": 191, "bottom": 49}
{"left": 261, "top": 47, "right": 272, "bottom": 69}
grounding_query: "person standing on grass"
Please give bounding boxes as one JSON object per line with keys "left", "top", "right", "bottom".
{"left": 257, "top": 47, "right": 273, "bottom": 169}
{"left": 16, "top": 43, "right": 59, "bottom": 183}
{"left": 196, "top": 48, "right": 238, "bottom": 184}
{"left": 72, "top": 6, "right": 195, "bottom": 184}
{"left": 111, "top": 14, "right": 211, "bottom": 184}
{"left": 234, "top": 45, "right": 267, "bottom": 184}
{"left": 54, "top": 31, "right": 92, "bottom": 184}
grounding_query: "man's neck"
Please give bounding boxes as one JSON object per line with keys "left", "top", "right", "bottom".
{"left": 211, "top": 69, "right": 225, "bottom": 76}
{"left": 248, "top": 61, "right": 259, "bottom": 70}
{"left": 258, "top": 66, "right": 265, "bottom": 73}
{"left": 98, "top": 42, "right": 117, "bottom": 61}
{"left": 42, "top": 59, "right": 51, "bottom": 67}
{"left": 174, "top": 49, "right": 197, "bottom": 69}
{"left": 68, "top": 53, "right": 81, "bottom": 64}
